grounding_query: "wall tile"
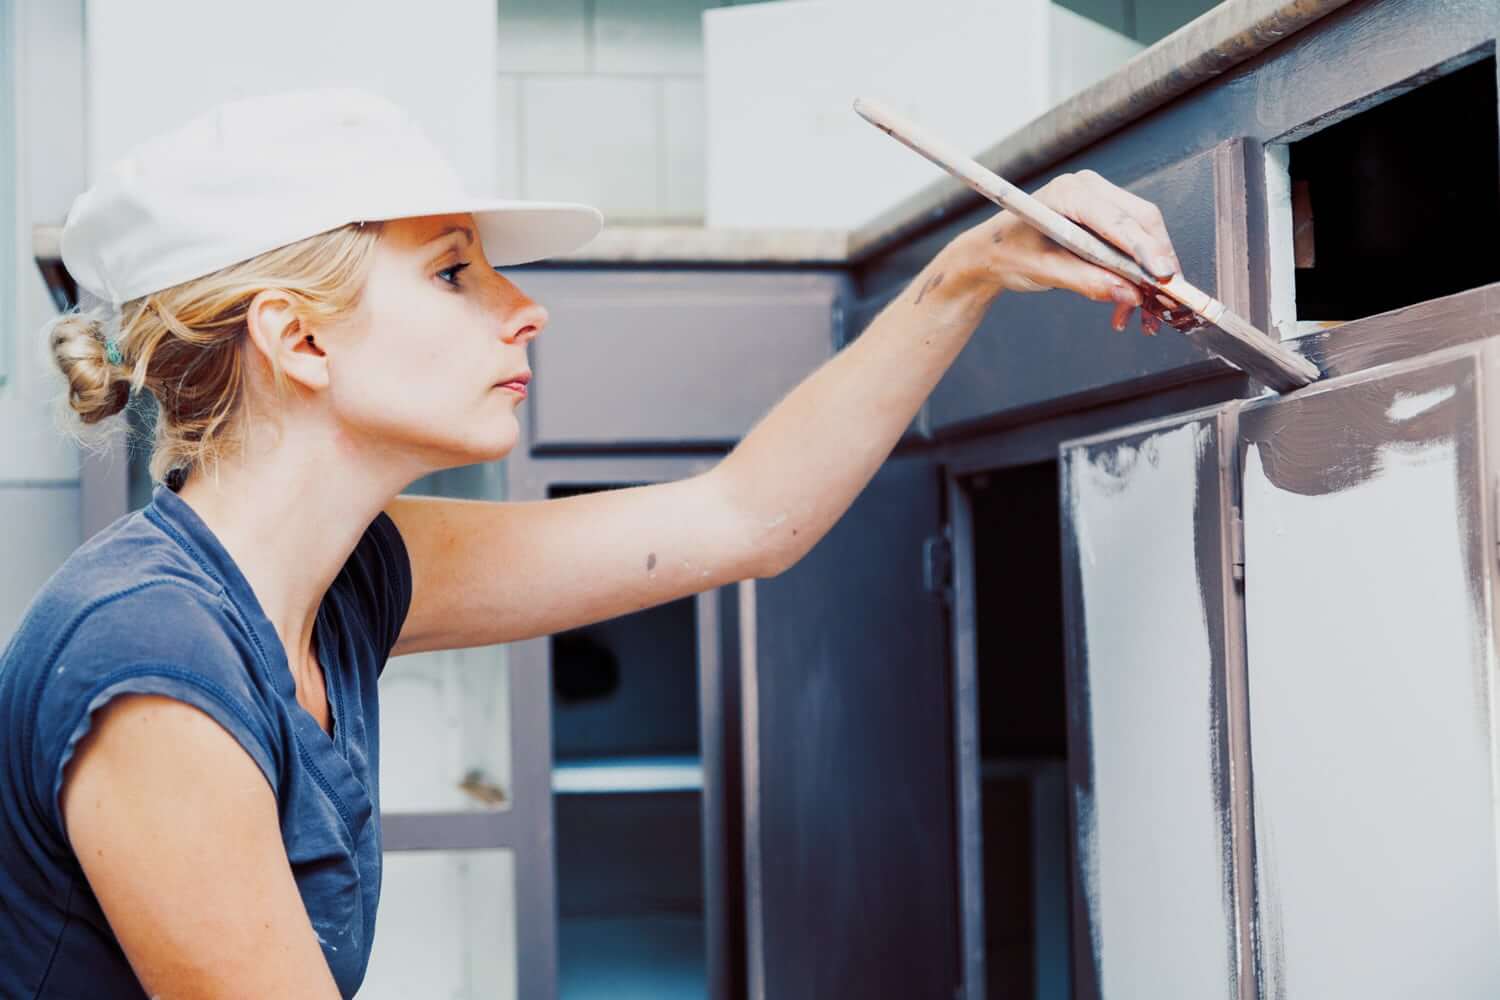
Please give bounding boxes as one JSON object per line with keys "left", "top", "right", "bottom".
{"left": 498, "top": 0, "right": 589, "bottom": 74}
{"left": 522, "top": 76, "right": 661, "bottom": 222}
{"left": 661, "top": 77, "right": 705, "bottom": 221}
{"left": 592, "top": 0, "right": 715, "bottom": 75}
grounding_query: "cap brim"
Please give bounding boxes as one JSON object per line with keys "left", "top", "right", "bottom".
{"left": 367, "top": 198, "right": 604, "bottom": 267}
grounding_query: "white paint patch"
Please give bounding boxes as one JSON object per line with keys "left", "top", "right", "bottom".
{"left": 378, "top": 646, "right": 512, "bottom": 814}
{"left": 1264, "top": 144, "right": 1302, "bottom": 340}
{"left": 1387, "top": 384, "right": 1458, "bottom": 422}
{"left": 362, "top": 849, "right": 517, "bottom": 998}
{"left": 1243, "top": 430, "right": 1500, "bottom": 997}
{"left": 1066, "top": 421, "right": 1236, "bottom": 1000}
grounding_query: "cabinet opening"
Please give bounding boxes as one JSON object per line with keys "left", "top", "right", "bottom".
{"left": 966, "top": 461, "right": 1073, "bottom": 1000}
{"left": 547, "top": 484, "right": 705, "bottom": 1000}
{"left": 1267, "top": 51, "right": 1499, "bottom": 336}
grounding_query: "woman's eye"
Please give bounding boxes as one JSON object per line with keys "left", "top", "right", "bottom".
{"left": 438, "top": 262, "right": 471, "bottom": 287}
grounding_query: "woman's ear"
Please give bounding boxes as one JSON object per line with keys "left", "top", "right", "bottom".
{"left": 244, "top": 289, "right": 330, "bottom": 392}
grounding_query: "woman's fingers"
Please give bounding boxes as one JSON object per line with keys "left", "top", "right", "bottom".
{"left": 1039, "top": 170, "right": 1181, "bottom": 279}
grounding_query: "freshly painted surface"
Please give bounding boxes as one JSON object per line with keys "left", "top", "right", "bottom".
{"left": 1064, "top": 416, "right": 1239, "bottom": 999}
{"left": 1240, "top": 353, "right": 1500, "bottom": 998}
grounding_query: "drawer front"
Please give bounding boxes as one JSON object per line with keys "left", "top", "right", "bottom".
{"left": 926, "top": 139, "right": 1253, "bottom": 436}
{"left": 514, "top": 270, "right": 843, "bottom": 451}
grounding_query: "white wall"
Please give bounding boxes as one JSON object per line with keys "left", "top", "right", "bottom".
{"left": 496, "top": 0, "right": 751, "bottom": 223}
{"left": 1, "top": 0, "right": 88, "bottom": 643}
{"left": 702, "top": 0, "right": 1142, "bottom": 230}
{"left": 83, "top": 0, "right": 498, "bottom": 191}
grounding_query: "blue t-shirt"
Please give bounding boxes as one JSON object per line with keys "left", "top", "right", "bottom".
{"left": 0, "top": 483, "right": 412, "bottom": 998}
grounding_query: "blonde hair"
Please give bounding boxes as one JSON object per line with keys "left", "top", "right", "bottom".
{"left": 46, "top": 221, "right": 386, "bottom": 485}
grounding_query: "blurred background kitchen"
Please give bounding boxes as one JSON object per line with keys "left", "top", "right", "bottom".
{"left": 2, "top": 2, "right": 1223, "bottom": 997}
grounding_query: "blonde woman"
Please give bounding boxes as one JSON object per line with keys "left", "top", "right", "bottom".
{"left": 0, "top": 88, "right": 1179, "bottom": 997}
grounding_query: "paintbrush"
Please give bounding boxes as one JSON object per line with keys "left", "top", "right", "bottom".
{"left": 853, "top": 97, "right": 1320, "bottom": 393}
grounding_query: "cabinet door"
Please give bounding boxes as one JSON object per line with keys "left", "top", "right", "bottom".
{"left": 1059, "top": 405, "right": 1251, "bottom": 1000}
{"left": 736, "top": 456, "right": 958, "bottom": 1000}
{"left": 1237, "top": 347, "right": 1500, "bottom": 998}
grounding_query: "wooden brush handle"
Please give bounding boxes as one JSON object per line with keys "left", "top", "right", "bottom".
{"left": 854, "top": 96, "right": 1215, "bottom": 306}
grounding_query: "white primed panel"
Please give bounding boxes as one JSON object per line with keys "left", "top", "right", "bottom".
{"left": 380, "top": 644, "right": 513, "bottom": 813}
{"left": 1240, "top": 353, "right": 1500, "bottom": 998}
{"left": 362, "top": 848, "right": 517, "bottom": 1000}
{"left": 1063, "top": 416, "right": 1240, "bottom": 999}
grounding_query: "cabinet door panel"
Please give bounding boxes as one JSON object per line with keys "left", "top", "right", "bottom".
{"left": 739, "top": 456, "right": 957, "bottom": 1000}
{"left": 1238, "top": 349, "right": 1500, "bottom": 998}
{"left": 1060, "top": 407, "right": 1249, "bottom": 1000}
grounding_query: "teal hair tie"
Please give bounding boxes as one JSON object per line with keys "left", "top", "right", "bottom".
{"left": 104, "top": 337, "right": 123, "bottom": 366}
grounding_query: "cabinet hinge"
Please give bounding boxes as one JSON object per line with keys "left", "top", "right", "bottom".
{"left": 1231, "top": 505, "right": 1245, "bottom": 584}
{"left": 923, "top": 530, "right": 955, "bottom": 604}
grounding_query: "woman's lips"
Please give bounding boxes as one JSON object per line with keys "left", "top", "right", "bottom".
{"left": 497, "top": 380, "right": 528, "bottom": 398}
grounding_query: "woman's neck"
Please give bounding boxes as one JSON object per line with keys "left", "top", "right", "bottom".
{"left": 174, "top": 427, "right": 420, "bottom": 686}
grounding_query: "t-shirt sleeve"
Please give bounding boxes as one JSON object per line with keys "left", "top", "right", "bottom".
{"left": 32, "top": 583, "right": 282, "bottom": 845}
{"left": 341, "top": 511, "right": 414, "bottom": 669}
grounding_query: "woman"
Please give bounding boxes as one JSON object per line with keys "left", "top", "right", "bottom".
{"left": 0, "top": 87, "right": 1178, "bottom": 997}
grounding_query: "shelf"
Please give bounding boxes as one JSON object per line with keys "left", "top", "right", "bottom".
{"left": 552, "top": 755, "right": 702, "bottom": 795}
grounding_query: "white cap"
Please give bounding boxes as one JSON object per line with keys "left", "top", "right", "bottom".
{"left": 60, "top": 87, "right": 605, "bottom": 307}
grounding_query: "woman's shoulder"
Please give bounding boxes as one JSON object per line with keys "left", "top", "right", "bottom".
{"left": 0, "top": 508, "right": 285, "bottom": 840}
{"left": 5, "top": 506, "right": 246, "bottom": 673}
{"left": 0, "top": 507, "right": 276, "bottom": 757}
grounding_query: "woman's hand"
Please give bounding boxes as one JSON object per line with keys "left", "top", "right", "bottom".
{"left": 950, "top": 168, "right": 1183, "bottom": 335}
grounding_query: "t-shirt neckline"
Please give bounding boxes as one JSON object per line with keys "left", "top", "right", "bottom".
{"left": 146, "top": 483, "right": 344, "bottom": 753}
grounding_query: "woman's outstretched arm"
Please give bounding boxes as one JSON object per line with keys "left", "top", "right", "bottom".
{"left": 387, "top": 171, "right": 1179, "bottom": 655}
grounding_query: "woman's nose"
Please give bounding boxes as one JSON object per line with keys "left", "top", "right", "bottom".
{"left": 504, "top": 300, "right": 548, "bottom": 345}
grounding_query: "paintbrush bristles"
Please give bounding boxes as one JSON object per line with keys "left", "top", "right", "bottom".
{"left": 1193, "top": 305, "right": 1321, "bottom": 391}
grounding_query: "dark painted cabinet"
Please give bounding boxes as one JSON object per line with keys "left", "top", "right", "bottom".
{"left": 512, "top": 270, "right": 846, "bottom": 451}
{"left": 921, "top": 139, "right": 1251, "bottom": 436}
{"left": 734, "top": 455, "right": 958, "bottom": 1000}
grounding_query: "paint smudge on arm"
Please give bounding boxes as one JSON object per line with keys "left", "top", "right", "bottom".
{"left": 913, "top": 272, "right": 945, "bottom": 305}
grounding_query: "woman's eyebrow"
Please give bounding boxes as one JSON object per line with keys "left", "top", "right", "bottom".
{"left": 423, "top": 225, "right": 475, "bottom": 248}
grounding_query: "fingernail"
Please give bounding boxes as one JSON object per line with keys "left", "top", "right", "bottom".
{"left": 1152, "top": 257, "right": 1176, "bottom": 278}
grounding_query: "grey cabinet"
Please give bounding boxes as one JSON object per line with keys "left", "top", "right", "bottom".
{"left": 513, "top": 270, "right": 846, "bottom": 451}
{"left": 734, "top": 455, "right": 959, "bottom": 1000}
{"left": 924, "top": 139, "right": 1254, "bottom": 436}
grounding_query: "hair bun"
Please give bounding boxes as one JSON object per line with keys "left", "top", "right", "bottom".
{"left": 48, "top": 311, "right": 130, "bottom": 424}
